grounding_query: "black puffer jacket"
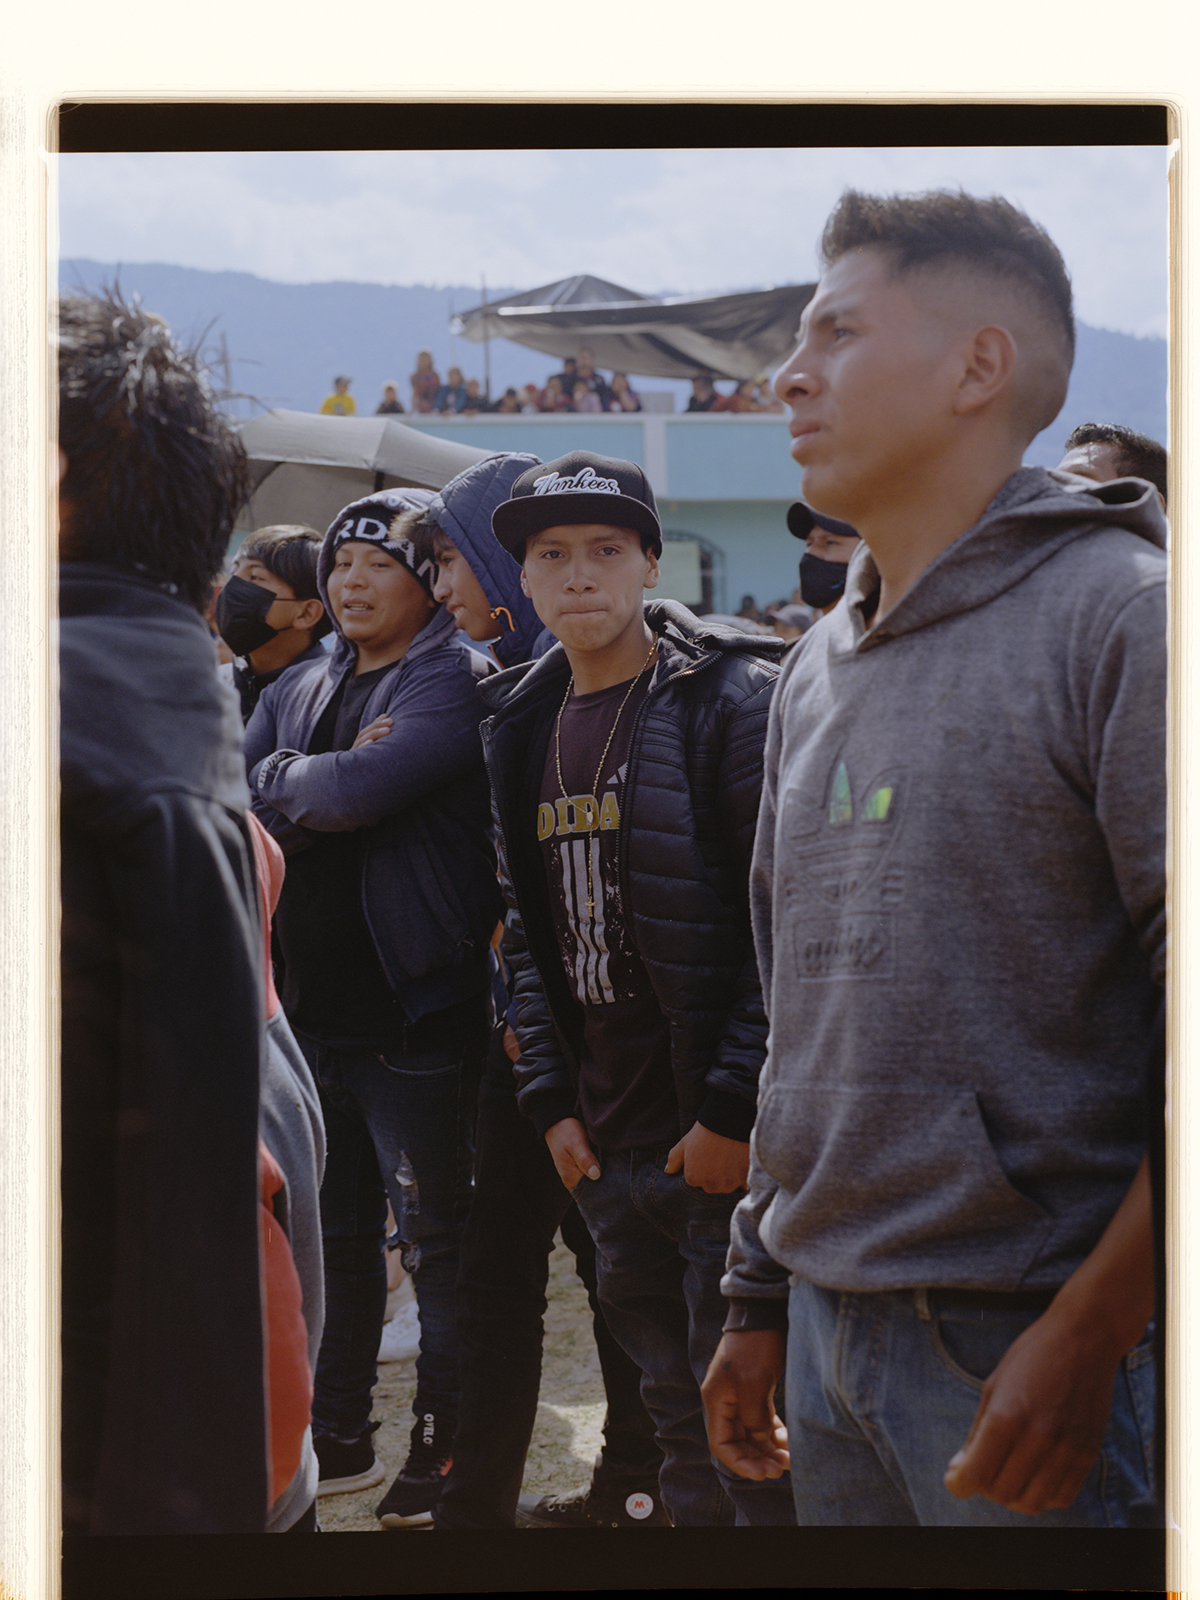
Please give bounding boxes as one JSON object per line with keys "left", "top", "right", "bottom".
{"left": 480, "top": 599, "right": 781, "bottom": 1140}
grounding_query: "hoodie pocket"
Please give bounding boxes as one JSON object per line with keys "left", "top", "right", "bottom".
{"left": 753, "top": 1080, "right": 1054, "bottom": 1289}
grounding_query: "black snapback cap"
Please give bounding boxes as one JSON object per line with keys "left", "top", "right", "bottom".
{"left": 786, "top": 501, "right": 860, "bottom": 541}
{"left": 492, "top": 450, "right": 663, "bottom": 558}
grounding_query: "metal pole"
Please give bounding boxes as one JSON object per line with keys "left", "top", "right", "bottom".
{"left": 481, "top": 274, "right": 491, "bottom": 404}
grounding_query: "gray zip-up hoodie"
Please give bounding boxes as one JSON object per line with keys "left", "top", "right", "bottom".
{"left": 725, "top": 467, "right": 1167, "bottom": 1300}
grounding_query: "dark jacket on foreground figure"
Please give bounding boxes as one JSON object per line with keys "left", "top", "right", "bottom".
{"left": 59, "top": 562, "right": 267, "bottom": 1534}
{"left": 480, "top": 598, "right": 782, "bottom": 1140}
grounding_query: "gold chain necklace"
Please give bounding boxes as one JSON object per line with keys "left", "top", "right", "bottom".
{"left": 554, "top": 637, "right": 658, "bottom": 914}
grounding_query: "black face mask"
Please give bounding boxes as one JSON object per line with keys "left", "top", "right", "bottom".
{"left": 214, "top": 574, "right": 283, "bottom": 657}
{"left": 799, "top": 551, "right": 852, "bottom": 612}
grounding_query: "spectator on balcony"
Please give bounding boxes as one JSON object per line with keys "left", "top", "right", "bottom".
{"left": 574, "top": 346, "right": 610, "bottom": 410}
{"left": 712, "top": 380, "right": 760, "bottom": 413}
{"left": 548, "top": 356, "right": 578, "bottom": 395}
{"left": 491, "top": 388, "right": 521, "bottom": 414}
{"left": 436, "top": 367, "right": 469, "bottom": 415}
{"left": 572, "top": 379, "right": 603, "bottom": 415}
{"left": 461, "top": 378, "right": 486, "bottom": 415}
{"left": 520, "top": 384, "right": 543, "bottom": 414}
{"left": 685, "top": 374, "right": 718, "bottom": 413}
{"left": 607, "top": 373, "right": 642, "bottom": 413}
{"left": 540, "top": 375, "right": 572, "bottom": 414}
{"left": 320, "top": 376, "right": 356, "bottom": 417}
{"left": 410, "top": 350, "right": 442, "bottom": 414}
{"left": 376, "top": 384, "right": 405, "bottom": 416}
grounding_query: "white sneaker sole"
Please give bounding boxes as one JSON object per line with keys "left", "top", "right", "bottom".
{"left": 378, "top": 1508, "right": 434, "bottom": 1528}
{"left": 317, "top": 1460, "right": 387, "bottom": 1497}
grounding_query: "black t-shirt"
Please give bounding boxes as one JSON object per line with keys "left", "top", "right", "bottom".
{"left": 537, "top": 662, "right": 676, "bottom": 1150}
{"left": 274, "top": 661, "right": 410, "bottom": 1047}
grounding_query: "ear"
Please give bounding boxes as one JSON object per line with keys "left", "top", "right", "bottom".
{"left": 643, "top": 553, "right": 660, "bottom": 591}
{"left": 292, "top": 598, "right": 324, "bottom": 633}
{"left": 952, "top": 324, "right": 1018, "bottom": 417}
{"left": 520, "top": 568, "right": 532, "bottom": 598}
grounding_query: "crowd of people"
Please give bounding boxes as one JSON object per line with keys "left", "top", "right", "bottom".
{"left": 60, "top": 186, "right": 1166, "bottom": 1546}
{"left": 319, "top": 346, "right": 788, "bottom": 420}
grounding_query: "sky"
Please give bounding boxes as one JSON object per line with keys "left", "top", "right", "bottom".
{"left": 56, "top": 145, "right": 1172, "bottom": 340}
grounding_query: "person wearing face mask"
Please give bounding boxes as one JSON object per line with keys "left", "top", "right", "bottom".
{"left": 216, "top": 526, "right": 332, "bottom": 723}
{"left": 785, "top": 500, "right": 862, "bottom": 615}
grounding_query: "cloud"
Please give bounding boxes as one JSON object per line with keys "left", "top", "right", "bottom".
{"left": 57, "top": 145, "right": 1169, "bottom": 338}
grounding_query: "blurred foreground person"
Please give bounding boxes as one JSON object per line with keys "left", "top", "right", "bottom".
{"left": 705, "top": 190, "right": 1165, "bottom": 1527}
{"left": 58, "top": 290, "right": 269, "bottom": 1533}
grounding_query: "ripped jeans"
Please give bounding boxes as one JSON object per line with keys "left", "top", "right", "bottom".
{"left": 297, "top": 1001, "right": 488, "bottom": 1443}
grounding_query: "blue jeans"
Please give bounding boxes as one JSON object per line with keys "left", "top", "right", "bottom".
{"left": 784, "top": 1278, "right": 1157, "bottom": 1526}
{"left": 572, "top": 1146, "right": 795, "bottom": 1528}
{"left": 297, "top": 1001, "right": 488, "bottom": 1442}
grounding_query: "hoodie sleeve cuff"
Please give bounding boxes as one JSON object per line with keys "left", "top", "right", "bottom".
{"left": 722, "top": 1296, "right": 789, "bottom": 1333}
{"left": 696, "top": 1088, "right": 757, "bottom": 1144}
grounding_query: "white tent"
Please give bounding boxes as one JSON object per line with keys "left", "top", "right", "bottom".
{"left": 236, "top": 409, "right": 491, "bottom": 533}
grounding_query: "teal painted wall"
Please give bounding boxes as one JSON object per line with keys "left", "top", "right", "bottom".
{"left": 662, "top": 417, "right": 800, "bottom": 500}
{"left": 403, "top": 415, "right": 646, "bottom": 464}
{"left": 660, "top": 500, "right": 801, "bottom": 615}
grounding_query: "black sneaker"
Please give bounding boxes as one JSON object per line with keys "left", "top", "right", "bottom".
{"left": 314, "top": 1420, "right": 385, "bottom": 1497}
{"left": 515, "top": 1483, "right": 671, "bottom": 1528}
{"left": 376, "top": 1413, "right": 453, "bottom": 1528}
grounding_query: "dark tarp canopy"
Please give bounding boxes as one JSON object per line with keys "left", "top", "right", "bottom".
{"left": 450, "top": 274, "right": 816, "bottom": 382}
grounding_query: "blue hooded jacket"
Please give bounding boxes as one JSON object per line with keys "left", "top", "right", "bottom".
{"left": 427, "top": 454, "right": 556, "bottom": 667}
{"left": 244, "top": 487, "right": 504, "bottom": 1022}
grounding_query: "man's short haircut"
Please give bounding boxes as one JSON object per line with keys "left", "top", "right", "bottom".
{"left": 1064, "top": 421, "right": 1168, "bottom": 502}
{"left": 58, "top": 288, "right": 249, "bottom": 610}
{"left": 236, "top": 524, "right": 333, "bottom": 638}
{"left": 395, "top": 506, "right": 454, "bottom": 572}
{"left": 820, "top": 189, "right": 1075, "bottom": 437}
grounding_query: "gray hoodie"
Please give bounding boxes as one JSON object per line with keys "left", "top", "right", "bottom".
{"left": 725, "top": 467, "right": 1167, "bottom": 1299}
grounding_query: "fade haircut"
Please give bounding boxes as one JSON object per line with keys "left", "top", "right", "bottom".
{"left": 820, "top": 189, "right": 1075, "bottom": 438}
{"left": 57, "top": 288, "right": 249, "bottom": 610}
{"left": 236, "top": 524, "right": 333, "bottom": 638}
{"left": 396, "top": 506, "right": 455, "bottom": 571}
{"left": 1064, "top": 422, "right": 1168, "bottom": 502}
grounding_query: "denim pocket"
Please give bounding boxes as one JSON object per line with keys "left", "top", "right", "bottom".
{"left": 374, "top": 1048, "right": 461, "bottom": 1080}
{"left": 927, "top": 1303, "right": 1043, "bottom": 1392}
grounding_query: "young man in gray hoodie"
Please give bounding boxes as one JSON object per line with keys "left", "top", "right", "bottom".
{"left": 703, "top": 190, "right": 1166, "bottom": 1529}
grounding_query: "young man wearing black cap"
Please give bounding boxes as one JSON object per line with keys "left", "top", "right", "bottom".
{"left": 786, "top": 499, "right": 861, "bottom": 615}
{"left": 479, "top": 451, "right": 794, "bottom": 1527}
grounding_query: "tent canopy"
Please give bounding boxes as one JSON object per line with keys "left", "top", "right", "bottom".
{"left": 450, "top": 274, "right": 815, "bottom": 382}
{"left": 236, "top": 409, "right": 491, "bottom": 534}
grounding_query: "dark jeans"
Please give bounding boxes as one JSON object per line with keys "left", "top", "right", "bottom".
{"left": 572, "top": 1146, "right": 796, "bottom": 1528}
{"left": 297, "top": 1000, "right": 488, "bottom": 1443}
{"left": 435, "top": 1033, "right": 662, "bottom": 1528}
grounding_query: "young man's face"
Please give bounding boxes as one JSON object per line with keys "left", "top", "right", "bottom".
{"left": 326, "top": 540, "right": 432, "bottom": 657}
{"left": 230, "top": 552, "right": 305, "bottom": 632}
{"left": 805, "top": 527, "right": 860, "bottom": 564}
{"left": 1057, "top": 441, "right": 1124, "bottom": 486}
{"left": 432, "top": 539, "right": 497, "bottom": 641}
{"left": 520, "top": 523, "right": 658, "bottom": 657}
{"left": 774, "top": 248, "right": 959, "bottom": 525}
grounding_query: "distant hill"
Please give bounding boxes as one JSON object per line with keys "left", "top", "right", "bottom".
{"left": 57, "top": 259, "right": 1168, "bottom": 466}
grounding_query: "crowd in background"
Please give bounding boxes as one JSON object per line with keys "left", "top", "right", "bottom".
{"left": 318, "top": 345, "right": 786, "bottom": 420}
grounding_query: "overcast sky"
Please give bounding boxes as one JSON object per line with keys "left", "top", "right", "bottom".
{"left": 56, "top": 145, "right": 1171, "bottom": 339}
